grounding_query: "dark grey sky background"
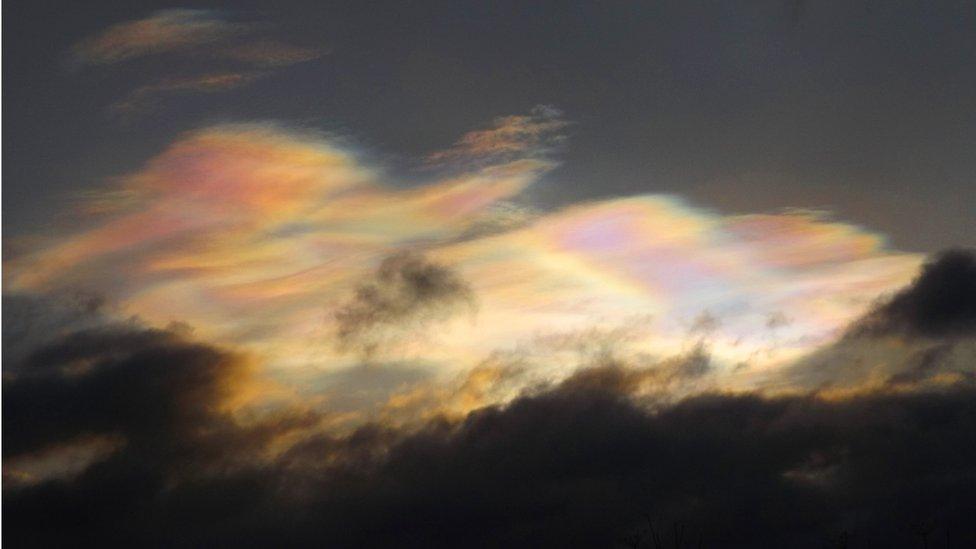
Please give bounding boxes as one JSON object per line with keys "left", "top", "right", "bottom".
{"left": 4, "top": 0, "right": 974, "bottom": 252}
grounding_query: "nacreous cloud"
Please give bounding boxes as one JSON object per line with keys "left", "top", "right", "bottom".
{"left": 70, "top": 9, "right": 328, "bottom": 119}
{"left": 427, "top": 104, "right": 569, "bottom": 166}
{"left": 109, "top": 72, "right": 264, "bottom": 118}
{"left": 4, "top": 109, "right": 924, "bottom": 415}
{"left": 71, "top": 9, "right": 327, "bottom": 69}
{"left": 71, "top": 9, "right": 242, "bottom": 66}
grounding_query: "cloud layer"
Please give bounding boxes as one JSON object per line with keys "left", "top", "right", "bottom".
{"left": 4, "top": 274, "right": 976, "bottom": 546}
{"left": 3, "top": 111, "right": 925, "bottom": 408}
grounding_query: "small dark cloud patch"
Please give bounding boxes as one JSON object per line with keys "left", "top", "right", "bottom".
{"left": 689, "top": 310, "right": 721, "bottom": 336}
{"left": 334, "top": 252, "right": 475, "bottom": 358}
{"left": 851, "top": 248, "right": 976, "bottom": 339}
{"left": 766, "top": 311, "right": 792, "bottom": 330}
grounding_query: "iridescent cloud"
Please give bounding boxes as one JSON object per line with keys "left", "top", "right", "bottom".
{"left": 72, "top": 9, "right": 327, "bottom": 69}
{"left": 71, "top": 9, "right": 328, "bottom": 120}
{"left": 72, "top": 9, "right": 241, "bottom": 66}
{"left": 110, "top": 72, "right": 264, "bottom": 117}
{"left": 427, "top": 104, "right": 569, "bottom": 166}
{"left": 5, "top": 109, "right": 923, "bottom": 418}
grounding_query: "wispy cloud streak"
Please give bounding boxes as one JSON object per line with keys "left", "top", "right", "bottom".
{"left": 427, "top": 104, "right": 569, "bottom": 166}
{"left": 71, "top": 9, "right": 241, "bottom": 67}
{"left": 70, "top": 9, "right": 328, "bottom": 119}
{"left": 109, "top": 72, "right": 264, "bottom": 117}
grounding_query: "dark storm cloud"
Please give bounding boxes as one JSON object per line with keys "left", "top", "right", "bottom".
{"left": 850, "top": 249, "right": 976, "bottom": 339}
{"left": 334, "top": 252, "right": 475, "bottom": 358}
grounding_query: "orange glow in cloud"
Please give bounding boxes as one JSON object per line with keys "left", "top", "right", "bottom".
{"left": 5, "top": 111, "right": 922, "bottom": 413}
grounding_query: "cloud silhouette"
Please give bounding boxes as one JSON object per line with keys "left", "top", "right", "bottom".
{"left": 6, "top": 351, "right": 976, "bottom": 547}
{"left": 850, "top": 248, "right": 976, "bottom": 339}
{"left": 558, "top": 342, "right": 712, "bottom": 396}
{"left": 786, "top": 249, "right": 976, "bottom": 392}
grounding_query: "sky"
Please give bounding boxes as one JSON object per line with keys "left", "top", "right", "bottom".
{"left": 3, "top": 2, "right": 976, "bottom": 547}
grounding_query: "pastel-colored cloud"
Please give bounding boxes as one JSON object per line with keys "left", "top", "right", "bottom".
{"left": 71, "top": 10, "right": 328, "bottom": 120}
{"left": 4, "top": 111, "right": 923, "bottom": 418}
{"left": 72, "top": 9, "right": 241, "bottom": 66}
{"left": 427, "top": 104, "right": 569, "bottom": 166}
{"left": 425, "top": 196, "right": 920, "bottom": 382}
{"left": 72, "top": 9, "right": 326, "bottom": 70}
{"left": 110, "top": 72, "right": 264, "bottom": 117}
{"left": 5, "top": 117, "right": 542, "bottom": 360}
